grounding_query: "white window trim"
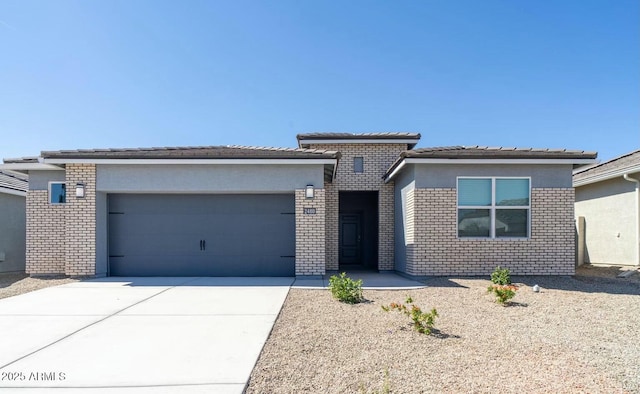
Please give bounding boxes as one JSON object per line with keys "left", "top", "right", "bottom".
{"left": 456, "top": 176, "right": 531, "bottom": 239}
{"left": 48, "top": 181, "right": 67, "bottom": 205}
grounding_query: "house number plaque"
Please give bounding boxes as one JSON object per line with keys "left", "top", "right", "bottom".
{"left": 303, "top": 208, "right": 316, "bottom": 215}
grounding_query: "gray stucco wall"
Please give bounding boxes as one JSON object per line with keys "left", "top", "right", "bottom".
{"left": 0, "top": 193, "right": 26, "bottom": 273}
{"left": 97, "top": 164, "right": 325, "bottom": 193}
{"left": 413, "top": 164, "right": 573, "bottom": 188}
{"left": 29, "top": 170, "right": 66, "bottom": 190}
{"left": 393, "top": 166, "right": 415, "bottom": 273}
{"left": 575, "top": 176, "right": 638, "bottom": 265}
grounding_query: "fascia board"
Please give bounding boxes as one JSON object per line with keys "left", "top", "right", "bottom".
{"left": 0, "top": 187, "right": 26, "bottom": 196}
{"left": 385, "top": 158, "right": 597, "bottom": 183}
{"left": 42, "top": 158, "right": 337, "bottom": 165}
{"left": 299, "top": 139, "right": 418, "bottom": 145}
{"left": 0, "top": 163, "right": 63, "bottom": 171}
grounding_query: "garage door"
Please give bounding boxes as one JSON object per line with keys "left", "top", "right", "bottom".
{"left": 108, "top": 194, "right": 295, "bottom": 276}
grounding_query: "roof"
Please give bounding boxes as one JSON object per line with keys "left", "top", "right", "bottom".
{"left": 3, "top": 156, "right": 39, "bottom": 164}
{"left": 573, "top": 149, "right": 640, "bottom": 187}
{"left": 402, "top": 146, "right": 597, "bottom": 160}
{"left": 297, "top": 132, "right": 421, "bottom": 149}
{"left": 384, "top": 145, "right": 598, "bottom": 182}
{"left": 0, "top": 170, "right": 28, "bottom": 194}
{"left": 39, "top": 145, "right": 340, "bottom": 160}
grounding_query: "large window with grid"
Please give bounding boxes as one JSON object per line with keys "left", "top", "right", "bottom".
{"left": 457, "top": 177, "right": 530, "bottom": 238}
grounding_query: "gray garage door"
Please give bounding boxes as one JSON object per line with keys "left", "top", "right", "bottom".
{"left": 108, "top": 194, "right": 295, "bottom": 276}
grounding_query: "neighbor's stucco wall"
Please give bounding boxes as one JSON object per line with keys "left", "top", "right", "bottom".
{"left": 97, "top": 164, "right": 325, "bottom": 193}
{"left": 0, "top": 193, "right": 26, "bottom": 273}
{"left": 575, "top": 176, "right": 638, "bottom": 265}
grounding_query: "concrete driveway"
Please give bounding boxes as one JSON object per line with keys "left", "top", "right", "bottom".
{"left": 0, "top": 277, "right": 293, "bottom": 393}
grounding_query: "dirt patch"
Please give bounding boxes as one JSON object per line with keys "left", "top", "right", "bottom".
{"left": 247, "top": 274, "right": 639, "bottom": 393}
{"left": 0, "top": 273, "right": 78, "bottom": 300}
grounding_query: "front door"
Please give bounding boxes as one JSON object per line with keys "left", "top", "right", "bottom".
{"left": 339, "top": 213, "right": 363, "bottom": 265}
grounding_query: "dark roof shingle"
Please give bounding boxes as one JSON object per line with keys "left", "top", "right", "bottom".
{"left": 403, "top": 146, "right": 597, "bottom": 160}
{"left": 40, "top": 145, "right": 340, "bottom": 160}
{"left": 384, "top": 145, "right": 597, "bottom": 180}
{"left": 0, "top": 170, "right": 28, "bottom": 193}
{"left": 573, "top": 149, "right": 640, "bottom": 183}
{"left": 297, "top": 132, "right": 421, "bottom": 140}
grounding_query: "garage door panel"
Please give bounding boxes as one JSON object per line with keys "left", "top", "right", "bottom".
{"left": 108, "top": 194, "right": 295, "bottom": 276}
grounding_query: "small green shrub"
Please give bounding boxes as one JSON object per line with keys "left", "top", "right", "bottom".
{"left": 328, "top": 272, "right": 363, "bottom": 304}
{"left": 490, "top": 266, "right": 512, "bottom": 285}
{"left": 487, "top": 284, "right": 518, "bottom": 305}
{"left": 382, "top": 296, "right": 438, "bottom": 335}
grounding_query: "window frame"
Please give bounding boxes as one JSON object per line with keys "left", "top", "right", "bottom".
{"left": 456, "top": 176, "right": 531, "bottom": 239}
{"left": 48, "top": 181, "right": 67, "bottom": 205}
{"left": 353, "top": 157, "right": 364, "bottom": 173}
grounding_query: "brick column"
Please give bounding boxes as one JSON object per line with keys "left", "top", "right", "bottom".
{"left": 324, "top": 184, "right": 339, "bottom": 271}
{"left": 64, "top": 164, "right": 97, "bottom": 276}
{"left": 295, "top": 188, "right": 326, "bottom": 276}
{"left": 378, "top": 182, "right": 395, "bottom": 270}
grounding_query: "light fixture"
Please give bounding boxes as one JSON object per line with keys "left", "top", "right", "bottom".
{"left": 75, "top": 183, "right": 86, "bottom": 199}
{"left": 305, "top": 185, "right": 314, "bottom": 199}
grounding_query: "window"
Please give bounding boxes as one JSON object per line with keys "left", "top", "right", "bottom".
{"left": 457, "top": 177, "right": 530, "bottom": 238}
{"left": 353, "top": 157, "right": 364, "bottom": 173}
{"left": 49, "top": 182, "right": 66, "bottom": 204}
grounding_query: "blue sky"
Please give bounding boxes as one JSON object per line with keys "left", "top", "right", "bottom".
{"left": 1, "top": 0, "right": 638, "bottom": 162}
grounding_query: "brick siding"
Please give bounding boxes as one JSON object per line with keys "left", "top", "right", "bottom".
{"left": 406, "top": 187, "right": 576, "bottom": 276}
{"left": 309, "top": 143, "right": 406, "bottom": 271}
{"left": 26, "top": 190, "right": 66, "bottom": 275}
{"left": 64, "top": 164, "right": 97, "bottom": 276}
{"left": 25, "top": 164, "right": 97, "bottom": 277}
{"left": 295, "top": 188, "right": 326, "bottom": 276}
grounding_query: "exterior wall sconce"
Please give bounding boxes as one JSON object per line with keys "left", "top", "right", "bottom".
{"left": 305, "top": 185, "right": 314, "bottom": 199}
{"left": 75, "top": 183, "right": 86, "bottom": 199}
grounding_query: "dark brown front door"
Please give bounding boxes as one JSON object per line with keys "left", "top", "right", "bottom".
{"left": 339, "top": 213, "right": 363, "bottom": 265}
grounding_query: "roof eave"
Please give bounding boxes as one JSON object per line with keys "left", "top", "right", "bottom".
{"left": 298, "top": 139, "right": 420, "bottom": 148}
{"left": 573, "top": 164, "right": 640, "bottom": 187}
{"left": 0, "top": 186, "right": 27, "bottom": 196}
{"left": 384, "top": 157, "right": 598, "bottom": 183}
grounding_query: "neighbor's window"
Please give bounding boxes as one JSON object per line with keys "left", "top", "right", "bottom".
{"left": 354, "top": 157, "right": 364, "bottom": 173}
{"left": 49, "top": 182, "right": 66, "bottom": 204}
{"left": 457, "top": 177, "right": 530, "bottom": 238}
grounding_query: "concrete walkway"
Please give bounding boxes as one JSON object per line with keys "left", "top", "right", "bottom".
{"left": 0, "top": 277, "right": 293, "bottom": 393}
{"left": 292, "top": 271, "right": 426, "bottom": 289}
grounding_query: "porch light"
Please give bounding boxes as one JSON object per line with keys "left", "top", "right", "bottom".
{"left": 305, "top": 185, "right": 314, "bottom": 199}
{"left": 75, "top": 183, "right": 86, "bottom": 199}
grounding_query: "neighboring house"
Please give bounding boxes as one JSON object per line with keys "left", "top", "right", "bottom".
{"left": 573, "top": 149, "right": 640, "bottom": 267}
{"left": 1, "top": 133, "right": 596, "bottom": 278}
{"left": 0, "top": 170, "right": 28, "bottom": 273}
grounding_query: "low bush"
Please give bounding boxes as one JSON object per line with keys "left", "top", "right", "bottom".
{"left": 490, "top": 266, "right": 512, "bottom": 285}
{"left": 382, "top": 296, "right": 438, "bottom": 335}
{"left": 487, "top": 284, "right": 518, "bottom": 305}
{"left": 328, "top": 272, "right": 363, "bottom": 304}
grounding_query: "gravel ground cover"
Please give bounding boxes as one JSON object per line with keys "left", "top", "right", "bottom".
{"left": 0, "top": 273, "right": 77, "bottom": 300}
{"left": 247, "top": 266, "right": 640, "bottom": 393}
